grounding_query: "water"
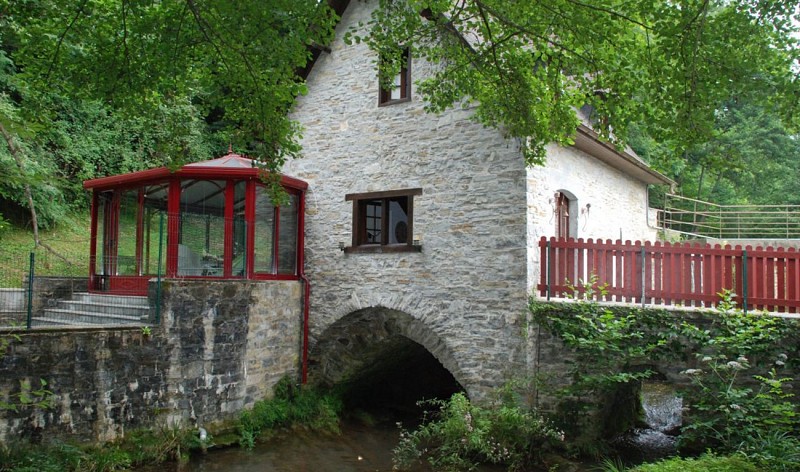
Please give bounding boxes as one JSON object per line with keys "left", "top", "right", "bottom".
{"left": 138, "top": 420, "right": 509, "bottom": 472}
{"left": 613, "top": 381, "right": 682, "bottom": 462}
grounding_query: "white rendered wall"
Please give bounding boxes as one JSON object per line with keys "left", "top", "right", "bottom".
{"left": 526, "top": 143, "right": 659, "bottom": 293}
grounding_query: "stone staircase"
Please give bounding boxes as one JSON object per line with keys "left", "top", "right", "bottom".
{"left": 32, "top": 293, "right": 150, "bottom": 327}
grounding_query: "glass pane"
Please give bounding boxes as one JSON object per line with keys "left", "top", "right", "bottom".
{"left": 254, "top": 186, "right": 275, "bottom": 273}
{"left": 142, "top": 183, "right": 168, "bottom": 276}
{"left": 97, "top": 191, "right": 111, "bottom": 276}
{"left": 388, "top": 197, "right": 409, "bottom": 244}
{"left": 116, "top": 190, "right": 140, "bottom": 276}
{"left": 178, "top": 180, "right": 226, "bottom": 276}
{"left": 390, "top": 72, "right": 402, "bottom": 100}
{"left": 232, "top": 182, "right": 247, "bottom": 276}
{"left": 278, "top": 193, "right": 299, "bottom": 275}
{"left": 365, "top": 200, "right": 382, "bottom": 244}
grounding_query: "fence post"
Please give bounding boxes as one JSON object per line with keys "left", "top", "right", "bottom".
{"left": 641, "top": 246, "right": 646, "bottom": 308}
{"left": 26, "top": 252, "right": 34, "bottom": 330}
{"left": 546, "top": 240, "right": 551, "bottom": 301}
{"left": 742, "top": 249, "right": 748, "bottom": 314}
{"left": 155, "top": 212, "right": 164, "bottom": 325}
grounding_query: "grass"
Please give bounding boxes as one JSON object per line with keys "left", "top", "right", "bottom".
{"left": 0, "top": 212, "right": 91, "bottom": 287}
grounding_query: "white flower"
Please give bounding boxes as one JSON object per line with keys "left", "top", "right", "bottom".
{"left": 701, "top": 356, "right": 713, "bottom": 363}
{"left": 682, "top": 368, "right": 703, "bottom": 376}
{"left": 726, "top": 361, "right": 744, "bottom": 370}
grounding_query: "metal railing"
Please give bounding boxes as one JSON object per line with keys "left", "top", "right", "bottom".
{"left": 660, "top": 194, "right": 800, "bottom": 240}
{"left": 0, "top": 250, "right": 160, "bottom": 330}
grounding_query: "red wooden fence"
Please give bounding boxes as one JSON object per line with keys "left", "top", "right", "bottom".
{"left": 537, "top": 237, "right": 800, "bottom": 313}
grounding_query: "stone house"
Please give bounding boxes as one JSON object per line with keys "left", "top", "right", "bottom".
{"left": 282, "top": 0, "right": 673, "bottom": 400}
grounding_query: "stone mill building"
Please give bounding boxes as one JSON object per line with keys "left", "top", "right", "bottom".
{"left": 284, "top": 0, "right": 672, "bottom": 401}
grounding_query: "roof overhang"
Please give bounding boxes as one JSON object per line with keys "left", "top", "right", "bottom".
{"left": 83, "top": 159, "right": 309, "bottom": 192}
{"left": 573, "top": 125, "right": 674, "bottom": 186}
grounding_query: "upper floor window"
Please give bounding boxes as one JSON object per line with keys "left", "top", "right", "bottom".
{"left": 379, "top": 48, "right": 411, "bottom": 106}
{"left": 345, "top": 188, "right": 422, "bottom": 253}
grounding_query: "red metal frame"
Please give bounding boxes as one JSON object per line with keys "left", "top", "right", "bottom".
{"left": 85, "top": 153, "right": 308, "bottom": 295}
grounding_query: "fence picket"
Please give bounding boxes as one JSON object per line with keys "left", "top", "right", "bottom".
{"left": 537, "top": 236, "right": 800, "bottom": 313}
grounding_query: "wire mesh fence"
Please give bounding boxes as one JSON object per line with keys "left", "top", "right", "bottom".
{"left": 0, "top": 251, "right": 157, "bottom": 329}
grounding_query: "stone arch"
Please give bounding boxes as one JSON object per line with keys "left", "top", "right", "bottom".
{"left": 308, "top": 306, "right": 468, "bottom": 398}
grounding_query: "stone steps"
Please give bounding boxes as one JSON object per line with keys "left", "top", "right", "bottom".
{"left": 32, "top": 293, "right": 150, "bottom": 327}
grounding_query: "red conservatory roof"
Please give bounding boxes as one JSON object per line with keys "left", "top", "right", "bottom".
{"left": 83, "top": 151, "right": 308, "bottom": 191}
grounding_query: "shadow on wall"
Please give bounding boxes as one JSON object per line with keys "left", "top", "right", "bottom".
{"left": 309, "top": 307, "right": 465, "bottom": 418}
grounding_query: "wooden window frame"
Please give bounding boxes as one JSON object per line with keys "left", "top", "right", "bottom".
{"left": 378, "top": 48, "right": 411, "bottom": 106}
{"left": 344, "top": 188, "right": 422, "bottom": 253}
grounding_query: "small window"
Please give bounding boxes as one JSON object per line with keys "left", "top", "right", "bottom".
{"left": 345, "top": 188, "right": 422, "bottom": 253}
{"left": 379, "top": 48, "right": 411, "bottom": 106}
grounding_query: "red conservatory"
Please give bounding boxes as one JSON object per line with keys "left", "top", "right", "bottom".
{"left": 83, "top": 150, "right": 307, "bottom": 295}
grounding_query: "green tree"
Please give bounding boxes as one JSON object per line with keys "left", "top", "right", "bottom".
{"left": 0, "top": 0, "right": 337, "bottom": 237}
{"left": 353, "top": 0, "right": 799, "bottom": 165}
{"left": 632, "top": 102, "right": 800, "bottom": 205}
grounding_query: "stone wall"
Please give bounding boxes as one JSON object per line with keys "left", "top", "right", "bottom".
{"left": 284, "top": 0, "right": 529, "bottom": 400}
{"left": 529, "top": 301, "right": 800, "bottom": 439}
{"left": 0, "top": 279, "right": 303, "bottom": 443}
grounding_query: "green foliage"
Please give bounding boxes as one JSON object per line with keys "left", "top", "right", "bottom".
{"left": 533, "top": 288, "right": 800, "bottom": 466}
{"left": 238, "top": 377, "right": 343, "bottom": 449}
{"left": 737, "top": 430, "right": 800, "bottom": 472}
{"left": 354, "top": 1, "right": 799, "bottom": 166}
{"left": 628, "top": 453, "right": 760, "bottom": 472}
{"left": 121, "top": 425, "right": 205, "bottom": 465}
{"left": 0, "top": 0, "right": 338, "bottom": 230}
{"left": 680, "top": 356, "right": 798, "bottom": 463}
{"left": 392, "top": 392, "right": 564, "bottom": 472}
{"left": 0, "top": 424, "right": 206, "bottom": 472}
{"left": 634, "top": 102, "right": 800, "bottom": 206}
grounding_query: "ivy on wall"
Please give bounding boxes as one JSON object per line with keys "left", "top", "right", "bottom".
{"left": 529, "top": 288, "right": 800, "bottom": 460}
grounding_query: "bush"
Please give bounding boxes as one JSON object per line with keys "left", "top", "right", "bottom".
{"left": 238, "top": 377, "right": 342, "bottom": 448}
{"left": 629, "top": 453, "right": 759, "bottom": 472}
{"left": 393, "top": 392, "right": 564, "bottom": 472}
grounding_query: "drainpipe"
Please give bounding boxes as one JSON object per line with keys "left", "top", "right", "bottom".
{"left": 300, "top": 272, "right": 311, "bottom": 384}
{"left": 298, "top": 190, "right": 310, "bottom": 384}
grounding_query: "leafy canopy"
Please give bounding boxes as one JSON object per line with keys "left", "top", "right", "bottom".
{"left": 3, "top": 0, "right": 337, "bottom": 170}
{"left": 354, "top": 0, "right": 800, "bottom": 165}
{"left": 0, "top": 0, "right": 337, "bottom": 226}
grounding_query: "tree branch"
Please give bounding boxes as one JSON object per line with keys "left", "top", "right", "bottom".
{"left": 44, "top": 0, "right": 89, "bottom": 83}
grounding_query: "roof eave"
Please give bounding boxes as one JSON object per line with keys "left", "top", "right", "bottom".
{"left": 573, "top": 125, "right": 674, "bottom": 186}
{"left": 83, "top": 167, "right": 309, "bottom": 191}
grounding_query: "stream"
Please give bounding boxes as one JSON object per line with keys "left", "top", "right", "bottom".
{"left": 612, "top": 381, "right": 682, "bottom": 463}
{"left": 137, "top": 381, "right": 683, "bottom": 471}
{"left": 139, "top": 419, "right": 506, "bottom": 472}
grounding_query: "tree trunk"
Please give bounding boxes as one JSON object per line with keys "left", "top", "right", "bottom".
{"left": 0, "top": 122, "right": 69, "bottom": 263}
{"left": 0, "top": 121, "right": 41, "bottom": 246}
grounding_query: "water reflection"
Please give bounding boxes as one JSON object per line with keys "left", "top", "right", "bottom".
{"left": 137, "top": 421, "right": 418, "bottom": 472}
{"left": 138, "top": 420, "right": 515, "bottom": 472}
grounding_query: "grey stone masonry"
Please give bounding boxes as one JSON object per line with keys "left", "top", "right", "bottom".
{"left": 285, "top": 0, "right": 529, "bottom": 400}
{"left": 285, "top": 0, "right": 662, "bottom": 400}
{"left": 0, "top": 279, "right": 303, "bottom": 443}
